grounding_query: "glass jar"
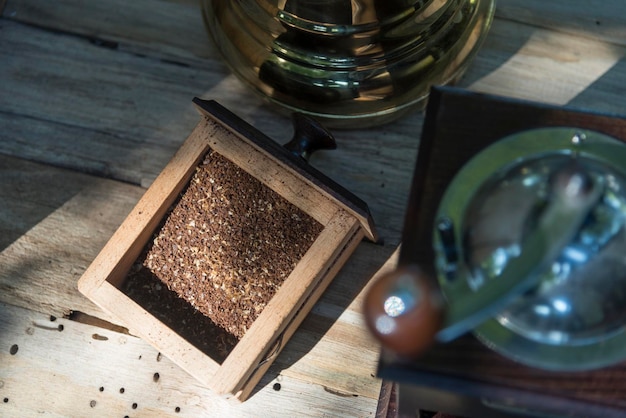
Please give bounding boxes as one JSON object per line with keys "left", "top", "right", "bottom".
{"left": 201, "top": 0, "right": 495, "bottom": 128}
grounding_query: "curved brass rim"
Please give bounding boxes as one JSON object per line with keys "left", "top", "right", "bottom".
{"left": 434, "top": 127, "right": 626, "bottom": 371}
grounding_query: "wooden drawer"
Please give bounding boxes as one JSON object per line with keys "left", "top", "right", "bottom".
{"left": 78, "top": 99, "right": 377, "bottom": 402}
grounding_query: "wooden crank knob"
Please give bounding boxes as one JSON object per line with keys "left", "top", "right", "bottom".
{"left": 283, "top": 113, "right": 336, "bottom": 161}
{"left": 364, "top": 265, "right": 443, "bottom": 357}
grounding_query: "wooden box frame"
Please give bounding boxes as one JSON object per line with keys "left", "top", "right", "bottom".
{"left": 78, "top": 99, "right": 377, "bottom": 401}
{"left": 379, "top": 86, "right": 626, "bottom": 418}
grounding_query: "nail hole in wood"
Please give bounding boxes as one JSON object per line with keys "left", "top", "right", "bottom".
{"left": 273, "top": 383, "right": 281, "bottom": 391}
{"left": 119, "top": 388, "right": 125, "bottom": 394}
{"left": 58, "top": 324, "right": 64, "bottom": 331}
{"left": 9, "top": 345, "right": 18, "bottom": 355}
{"left": 132, "top": 402, "right": 138, "bottom": 409}
{"left": 3, "top": 398, "right": 8, "bottom": 403}
{"left": 50, "top": 315, "right": 57, "bottom": 322}
{"left": 175, "top": 407, "right": 181, "bottom": 413}
{"left": 90, "top": 400, "right": 97, "bottom": 408}
{"left": 153, "top": 372, "right": 160, "bottom": 382}
{"left": 99, "top": 387, "right": 104, "bottom": 392}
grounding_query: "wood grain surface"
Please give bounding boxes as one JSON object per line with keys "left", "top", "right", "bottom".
{"left": 1, "top": 0, "right": 625, "bottom": 416}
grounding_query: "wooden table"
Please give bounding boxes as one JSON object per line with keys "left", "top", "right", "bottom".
{"left": 0, "top": 1, "right": 624, "bottom": 417}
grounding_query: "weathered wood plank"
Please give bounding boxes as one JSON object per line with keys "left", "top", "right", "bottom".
{"left": 0, "top": 302, "right": 380, "bottom": 417}
{"left": 0, "top": 155, "right": 143, "bottom": 323}
{"left": 496, "top": 0, "right": 626, "bottom": 47}
{"left": 0, "top": 18, "right": 216, "bottom": 185}
{"left": 0, "top": 19, "right": 214, "bottom": 139}
{"left": 2, "top": 0, "right": 214, "bottom": 61}
{"left": 5, "top": 0, "right": 625, "bottom": 54}
{"left": 460, "top": 18, "right": 626, "bottom": 113}
{"left": 0, "top": 155, "right": 90, "bottom": 252}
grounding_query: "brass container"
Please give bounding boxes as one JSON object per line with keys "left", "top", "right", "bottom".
{"left": 202, "top": 0, "right": 495, "bottom": 128}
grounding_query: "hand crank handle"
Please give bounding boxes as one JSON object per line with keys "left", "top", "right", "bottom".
{"left": 363, "top": 265, "right": 443, "bottom": 357}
